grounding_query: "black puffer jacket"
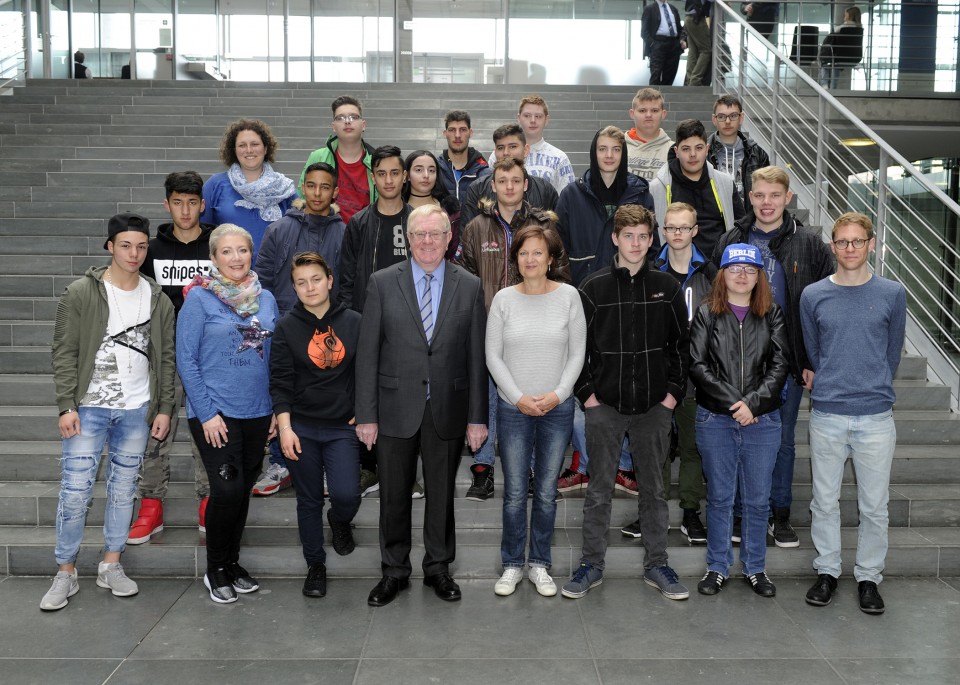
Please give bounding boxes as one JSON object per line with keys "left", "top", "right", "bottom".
{"left": 689, "top": 302, "right": 790, "bottom": 417}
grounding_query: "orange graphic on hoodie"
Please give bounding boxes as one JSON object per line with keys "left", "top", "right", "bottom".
{"left": 308, "top": 326, "right": 345, "bottom": 369}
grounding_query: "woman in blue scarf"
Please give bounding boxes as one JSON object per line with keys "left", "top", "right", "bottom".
{"left": 201, "top": 119, "right": 298, "bottom": 261}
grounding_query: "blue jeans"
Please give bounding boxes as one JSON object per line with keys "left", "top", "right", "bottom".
{"left": 696, "top": 406, "right": 781, "bottom": 577}
{"left": 498, "top": 396, "right": 574, "bottom": 568}
{"left": 572, "top": 403, "right": 632, "bottom": 473}
{"left": 809, "top": 408, "right": 896, "bottom": 584}
{"left": 55, "top": 404, "right": 149, "bottom": 565}
{"left": 473, "top": 377, "right": 498, "bottom": 466}
{"left": 285, "top": 420, "right": 362, "bottom": 566}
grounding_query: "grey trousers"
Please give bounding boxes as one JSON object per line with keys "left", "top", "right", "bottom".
{"left": 580, "top": 402, "right": 672, "bottom": 570}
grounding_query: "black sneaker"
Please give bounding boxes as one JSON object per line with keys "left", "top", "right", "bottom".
{"left": 466, "top": 463, "right": 494, "bottom": 501}
{"left": 327, "top": 510, "right": 356, "bottom": 556}
{"left": 303, "top": 562, "right": 327, "bottom": 598}
{"left": 620, "top": 518, "right": 642, "bottom": 538}
{"left": 805, "top": 574, "right": 838, "bottom": 606}
{"left": 527, "top": 470, "right": 535, "bottom": 497}
{"left": 745, "top": 571, "right": 776, "bottom": 597}
{"left": 768, "top": 507, "right": 800, "bottom": 547}
{"left": 204, "top": 567, "right": 238, "bottom": 604}
{"left": 858, "top": 580, "right": 885, "bottom": 614}
{"left": 227, "top": 563, "right": 259, "bottom": 593}
{"left": 731, "top": 516, "right": 742, "bottom": 544}
{"left": 680, "top": 509, "right": 707, "bottom": 544}
{"left": 697, "top": 570, "right": 726, "bottom": 596}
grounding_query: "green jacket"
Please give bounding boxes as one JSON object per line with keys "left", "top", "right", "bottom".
{"left": 52, "top": 265, "right": 176, "bottom": 423}
{"left": 298, "top": 134, "right": 377, "bottom": 202}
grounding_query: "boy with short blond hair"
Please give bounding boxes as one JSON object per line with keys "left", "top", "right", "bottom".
{"left": 626, "top": 88, "right": 674, "bottom": 181}
{"left": 489, "top": 95, "right": 575, "bottom": 193}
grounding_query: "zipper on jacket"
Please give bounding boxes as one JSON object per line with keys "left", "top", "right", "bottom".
{"left": 739, "top": 320, "right": 745, "bottom": 393}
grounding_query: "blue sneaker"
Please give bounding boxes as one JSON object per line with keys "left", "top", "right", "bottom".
{"left": 643, "top": 565, "right": 689, "bottom": 600}
{"left": 561, "top": 562, "right": 603, "bottom": 599}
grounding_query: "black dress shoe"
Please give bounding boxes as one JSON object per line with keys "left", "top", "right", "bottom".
{"left": 367, "top": 576, "right": 409, "bottom": 607}
{"left": 423, "top": 572, "right": 462, "bottom": 601}
{"left": 805, "top": 574, "right": 838, "bottom": 606}
{"left": 858, "top": 580, "right": 885, "bottom": 614}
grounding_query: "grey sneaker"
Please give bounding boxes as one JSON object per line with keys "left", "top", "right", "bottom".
{"left": 643, "top": 565, "right": 689, "bottom": 600}
{"left": 40, "top": 570, "right": 79, "bottom": 611}
{"left": 412, "top": 480, "right": 425, "bottom": 499}
{"left": 561, "top": 562, "right": 603, "bottom": 599}
{"left": 96, "top": 562, "right": 139, "bottom": 597}
{"left": 359, "top": 469, "right": 380, "bottom": 496}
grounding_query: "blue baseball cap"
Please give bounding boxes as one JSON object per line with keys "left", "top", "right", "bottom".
{"left": 720, "top": 243, "right": 764, "bottom": 269}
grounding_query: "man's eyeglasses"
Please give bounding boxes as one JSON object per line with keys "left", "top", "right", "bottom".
{"left": 832, "top": 238, "right": 869, "bottom": 249}
{"left": 713, "top": 113, "right": 742, "bottom": 123}
{"left": 410, "top": 230, "right": 449, "bottom": 242}
{"left": 333, "top": 114, "right": 362, "bottom": 123}
{"left": 726, "top": 265, "right": 759, "bottom": 275}
{"left": 663, "top": 225, "right": 695, "bottom": 234}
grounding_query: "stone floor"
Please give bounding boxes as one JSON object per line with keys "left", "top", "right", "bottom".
{"left": 3, "top": 575, "right": 959, "bottom": 684}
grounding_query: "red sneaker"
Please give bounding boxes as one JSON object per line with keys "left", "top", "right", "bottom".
{"left": 615, "top": 469, "right": 639, "bottom": 496}
{"left": 127, "top": 498, "right": 163, "bottom": 544}
{"left": 198, "top": 497, "right": 209, "bottom": 533}
{"left": 557, "top": 468, "right": 589, "bottom": 493}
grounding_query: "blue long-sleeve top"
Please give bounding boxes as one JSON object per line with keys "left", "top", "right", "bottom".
{"left": 176, "top": 286, "right": 279, "bottom": 422}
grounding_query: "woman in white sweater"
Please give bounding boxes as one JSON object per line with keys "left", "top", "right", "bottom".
{"left": 485, "top": 216, "right": 586, "bottom": 598}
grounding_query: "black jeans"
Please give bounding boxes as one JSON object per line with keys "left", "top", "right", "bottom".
{"left": 190, "top": 414, "right": 272, "bottom": 572}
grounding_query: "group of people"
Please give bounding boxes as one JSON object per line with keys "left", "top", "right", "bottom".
{"left": 43, "top": 87, "right": 905, "bottom": 619}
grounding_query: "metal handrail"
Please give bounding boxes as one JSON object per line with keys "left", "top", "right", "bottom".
{"left": 713, "top": 0, "right": 960, "bottom": 409}
{"left": 0, "top": 14, "right": 25, "bottom": 90}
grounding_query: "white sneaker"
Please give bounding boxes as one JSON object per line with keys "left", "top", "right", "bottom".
{"left": 252, "top": 462, "right": 291, "bottom": 496}
{"left": 40, "top": 570, "right": 79, "bottom": 611}
{"left": 494, "top": 568, "right": 523, "bottom": 596}
{"left": 528, "top": 566, "right": 557, "bottom": 597}
{"left": 96, "top": 562, "right": 139, "bottom": 597}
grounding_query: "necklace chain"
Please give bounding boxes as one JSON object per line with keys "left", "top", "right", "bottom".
{"left": 105, "top": 268, "right": 143, "bottom": 373}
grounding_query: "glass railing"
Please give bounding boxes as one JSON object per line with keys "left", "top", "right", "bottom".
{"left": 714, "top": 0, "right": 960, "bottom": 407}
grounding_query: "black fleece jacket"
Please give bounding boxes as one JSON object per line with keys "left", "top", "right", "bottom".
{"left": 270, "top": 301, "right": 362, "bottom": 425}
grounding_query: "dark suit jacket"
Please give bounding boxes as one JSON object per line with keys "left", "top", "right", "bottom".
{"left": 641, "top": 1, "right": 685, "bottom": 58}
{"left": 355, "top": 259, "right": 488, "bottom": 440}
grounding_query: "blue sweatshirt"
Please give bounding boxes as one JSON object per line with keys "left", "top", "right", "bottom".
{"left": 800, "top": 274, "right": 906, "bottom": 416}
{"left": 177, "top": 286, "right": 279, "bottom": 422}
{"left": 200, "top": 171, "right": 297, "bottom": 258}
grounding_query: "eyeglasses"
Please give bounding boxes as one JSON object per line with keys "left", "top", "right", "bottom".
{"left": 333, "top": 114, "right": 362, "bottom": 123}
{"left": 713, "top": 113, "right": 742, "bottom": 123}
{"left": 726, "top": 265, "right": 759, "bottom": 275}
{"left": 410, "top": 230, "right": 449, "bottom": 242}
{"left": 663, "top": 225, "right": 695, "bottom": 234}
{"left": 832, "top": 238, "right": 869, "bottom": 249}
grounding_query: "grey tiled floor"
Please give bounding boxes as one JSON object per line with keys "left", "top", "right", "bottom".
{"left": 2, "top": 576, "right": 959, "bottom": 684}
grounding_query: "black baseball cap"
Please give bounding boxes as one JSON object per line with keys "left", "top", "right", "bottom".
{"left": 104, "top": 213, "right": 150, "bottom": 249}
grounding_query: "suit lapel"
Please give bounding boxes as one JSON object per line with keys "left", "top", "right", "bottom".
{"left": 397, "top": 261, "right": 428, "bottom": 345}
{"left": 432, "top": 262, "right": 460, "bottom": 341}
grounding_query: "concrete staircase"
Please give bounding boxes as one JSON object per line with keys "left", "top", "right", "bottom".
{"left": 1, "top": 79, "right": 958, "bottom": 580}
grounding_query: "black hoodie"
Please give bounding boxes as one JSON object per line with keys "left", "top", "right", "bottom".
{"left": 269, "top": 301, "right": 362, "bottom": 425}
{"left": 140, "top": 222, "right": 215, "bottom": 316}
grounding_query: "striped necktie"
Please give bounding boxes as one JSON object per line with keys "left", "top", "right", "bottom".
{"left": 420, "top": 273, "right": 434, "bottom": 343}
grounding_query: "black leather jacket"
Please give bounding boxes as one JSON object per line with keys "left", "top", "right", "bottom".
{"left": 689, "top": 302, "right": 790, "bottom": 417}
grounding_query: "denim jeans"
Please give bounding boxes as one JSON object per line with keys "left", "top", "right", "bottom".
{"left": 571, "top": 403, "right": 632, "bottom": 473}
{"left": 580, "top": 402, "right": 672, "bottom": 571}
{"left": 696, "top": 406, "right": 781, "bottom": 577}
{"left": 498, "top": 396, "right": 574, "bottom": 568}
{"left": 770, "top": 375, "right": 803, "bottom": 511}
{"left": 286, "top": 419, "right": 362, "bottom": 566}
{"left": 472, "top": 377, "right": 498, "bottom": 466}
{"left": 55, "top": 404, "right": 150, "bottom": 566}
{"left": 809, "top": 408, "right": 896, "bottom": 584}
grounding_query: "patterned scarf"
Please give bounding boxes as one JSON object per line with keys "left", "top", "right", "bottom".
{"left": 183, "top": 266, "right": 262, "bottom": 318}
{"left": 227, "top": 161, "right": 297, "bottom": 223}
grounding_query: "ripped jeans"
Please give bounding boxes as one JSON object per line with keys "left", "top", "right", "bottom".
{"left": 55, "top": 404, "right": 149, "bottom": 566}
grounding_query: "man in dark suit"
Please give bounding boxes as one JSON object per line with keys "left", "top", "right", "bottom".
{"left": 641, "top": 0, "right": 686, "bottom": 86}
{"left": 356, "top": 204, "right": 489, "bottom": 607}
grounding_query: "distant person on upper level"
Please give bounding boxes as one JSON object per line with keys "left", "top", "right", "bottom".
{"left": 742, "top": 2, "right": 780, "bottom": 43}
{"left": 625, "top": 88, "right": 673, "bottom": 181}
{"left": 683, "top": 1, "right": 714, "bottom": 86}
{"left": 437, "top": 110, "right": 490, "bottom": 201}
{"left": 299, "top": 96, "right": 376, "bottom": 224}
{"left": 819, "top": 6, "right": 864, "bottom": 89}
{"left": 74, "top": 51, "right": 91, "bottom": 79}
{"left": 641, "top": 0, "right": 686, "bottom": 86}
{"left": 461, "top": 124, "right": 559, "bottom": 227}
{"left": 489, "top": 95, "right": 576, "bottom": 194}
{"left": 649, "top": 119, "right": 745, "bottom": 259}
{"left": 121, "top": 62, "right": 131, "bottom": 79}
{"left": 200, "top": 119, "right": 297, "bottom": 262}
{"left": 707, "top": 94, "right": 771, "bottom": 208}
{"left": 801, "top": 211, "right": 905, "bottom": 616}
